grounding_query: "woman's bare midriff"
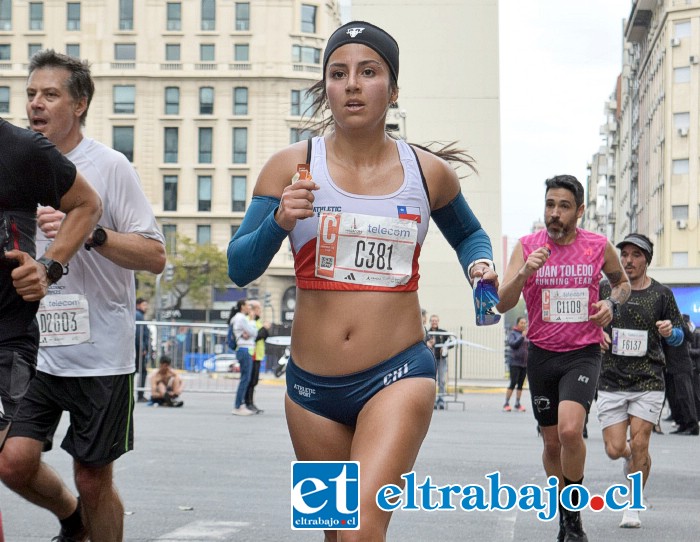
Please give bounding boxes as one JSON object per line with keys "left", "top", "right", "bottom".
{"left": 290, "top": 289, "right": 425, "bottom": 375}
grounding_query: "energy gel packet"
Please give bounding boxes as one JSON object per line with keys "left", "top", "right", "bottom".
{"left": 474, "top": 278, "right": 501, "bottom": 326}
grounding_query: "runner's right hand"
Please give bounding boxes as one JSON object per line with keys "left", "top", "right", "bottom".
{"left": 275, "top": 173, "right": 319, "bottom": 231}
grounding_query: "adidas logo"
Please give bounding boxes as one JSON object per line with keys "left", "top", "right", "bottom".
{"left": 344, "top": 273, "right": 356, "bottom": 280}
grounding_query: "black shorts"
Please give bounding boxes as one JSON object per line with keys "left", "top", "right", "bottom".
{"left": 526, "top": 343, "right": 601, "bottom": 427}
{"left": 0, "top": 349, "right": 36, "bottom": 432}
{"left": 8, "top": 371, "right": 134, "bottom": 466}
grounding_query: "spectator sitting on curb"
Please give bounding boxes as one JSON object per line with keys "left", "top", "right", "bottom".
{"left": 150, "top": 355, "right": 184, "bottom": 407}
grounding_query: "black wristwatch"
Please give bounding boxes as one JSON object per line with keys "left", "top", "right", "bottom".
{"left": 37, "top": 256, "right": 66, "bottom": 285}
{"left": 85, "top": 225, "right": 107, "bottom": 251}
{"left": 606, "top": 298, "right": 620, "bottom": 317}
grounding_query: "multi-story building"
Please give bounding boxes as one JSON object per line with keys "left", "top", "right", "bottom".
{"left": 0, "top": 0, "right": 341, "bottom": 320}
{"left": 618, "top": 0, "right": 699, "bottom": 269}
{"left": 351, "top": 0, "right": 503, "bottom": 378}
{"left": 1, "top": 0, "right": 504, "bottom": 377}
{"left": 586, "top": 0, "right": 699, "bottom": 321}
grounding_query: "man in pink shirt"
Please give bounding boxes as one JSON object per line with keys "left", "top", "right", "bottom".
{"left": 498, "top": 175, "right": 630, "bottom": 542}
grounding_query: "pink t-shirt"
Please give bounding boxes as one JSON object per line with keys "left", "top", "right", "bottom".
{"left": 521, "top": 228, "right": 607, "bottom": 352}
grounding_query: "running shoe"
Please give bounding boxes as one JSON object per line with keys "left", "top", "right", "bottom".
{"left": 232, "top": 406, "right": 253, "bottom": 416}
{"left": 623, "top": 455, "right": 631, "bottom": 477}
{"left": 619, "top": 509, "right": 641, "bottom": 528}
{"left": 503, "top": 404, "right": 512, "bottom": 412}
{"left": 562, "top": 510, "right": 588, "bottom": 542}
{"left": 515, "top": 404, "right": 526, "bottom": 412}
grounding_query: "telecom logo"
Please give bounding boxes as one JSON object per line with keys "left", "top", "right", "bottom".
{"left": 291, "top": 462, "right": 360, "bottom": 530}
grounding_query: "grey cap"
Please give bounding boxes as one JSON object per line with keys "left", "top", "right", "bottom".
{"left": 616, "top": 233, "right": 653, "bottom": 263}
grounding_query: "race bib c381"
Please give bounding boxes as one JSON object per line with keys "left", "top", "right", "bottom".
{"left": 315, "top": 212, "right": 417, "bottom": 288}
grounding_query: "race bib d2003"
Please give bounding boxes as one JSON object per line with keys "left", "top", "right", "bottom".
{"left": 315, "top": 212, "right": 417, "bottom": 288}
{"left": 37, "top": 294, "right": 91, "bottom": 346}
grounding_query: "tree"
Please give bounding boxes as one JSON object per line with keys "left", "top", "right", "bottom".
{"left": 136, "top": 234, "right": 229, "bottom": 311}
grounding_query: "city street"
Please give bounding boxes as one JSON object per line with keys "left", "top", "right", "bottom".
{"left": 2, "top": 378, "right": 699, "bottom": 541}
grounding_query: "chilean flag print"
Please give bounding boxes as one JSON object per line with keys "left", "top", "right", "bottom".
{"left": 397, "top": 205, "right": 421, "bottom": 223}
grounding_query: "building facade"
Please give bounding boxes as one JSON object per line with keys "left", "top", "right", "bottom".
{"left": 0, "top": 0, "right": 341, "bottom": 320}
{"left": 585, "top": 0, "right": 700, "bottom": 325}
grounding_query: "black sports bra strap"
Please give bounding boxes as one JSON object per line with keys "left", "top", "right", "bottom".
{"left": 306, "top": 137, "right": 312, "bottom": 165}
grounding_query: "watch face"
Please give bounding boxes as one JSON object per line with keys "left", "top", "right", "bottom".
{"left": 93, "top": 227, "right": 107, "bottom": 246}
{"left": 47, "top": 261, "right": 64, "bottom": 283}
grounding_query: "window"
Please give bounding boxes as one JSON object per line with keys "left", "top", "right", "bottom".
{"left": 674, "top": 67, "right": 691, "bottom": 84}
{"left": 119, "top": 0, "right": 133, "bottom": 30}
{"left": 672, "top": 205, "right": 689, "bottom": 220}
{"left": 166, "top": 2, "right": 181, "bottom": 31}
{"left": 164, "top": 87, "right": 179, "bottom": 115}
{"left": 291, "top": 89, "right": 313, "bottom": 116}
{"left": 29, "top": 2, "right": 43, "bottom": 30}
{"left": 115, "top": 43, "right": 136, "bottom": 60}
{"left": 230, "top": 224, "right": 240, "bottom": 238}
{"left": 198, "top": 127, "right": 213, "bottom": 163}
{"left": 164, "top": 127, "right": 178, "bottom": 163}
{"left": 201, "top": 0, "right": 215, "bottom": 30}
{"left": 674, "top": 20, "right": 691, "bottom": 39}
{"left": 292, "top": 45, "right": 320, "bottom": 64}
{"left": 196, "top": 225, "right": 211, "bottom": 245}
{"left": 113, "top": 85, "right": 135, "bottom": 114}
{"left": 163, "top": 175, "right": 178, "bottom": 211}
{"left": 0, "top": 44, "right": 10, "bottom": 61}
{"left": 67, "top": 3, "right": 80, "bottom": 30}
{"left": 162, "top": 224, "right": 177, "bottom": 254}
{"left": 165, "top": 44, "right": 180, "bottom": 61}
{"left": 28, "top": 43, "right": 41, "bottom": 60}
{"left": 113, "top": 126, "right": 134, "bottom": 162}
{"left": 66, "top": 44, "right": 80, "bottom": 58}
{"left": 673, "top": 159, "right": 689, "bottom": 174}
{"left": 200, "top": 44, "right": 215, "bottom": 62}
{"left": 0, "top": 86, "right": 9, "bottom": 113}
{"left": 232, "top": 127, "right": 247, "bottom": 163}
{"left": 199, "top": 87, "right": 214, "bottom": 114}
{"left": 198, "top": 176, "right": 212, "bottom": 211}
{"left": 234, "top": 44, "right": 249, "bottom": 61}
{"left": 233, "top": 87, "right": 248, "bottom": 115}
{"left": 0, "top": 0, "right": 11, "bottom": 31}
{"left": 235, "top": 3, "right": 249, "bottom": 31}
{"left": 290, "top": 128, "right": 314, "bottom": 144}
{"left": 301, "top": 4, "right": 317, "bottom": 33}
{"left": 672, "top": 252, "right": 688, "bottom": 267}
{"left": 231, "top": 176, "right": 246, "bottom": 212}
{"left": 674, "top": 112, "right": 690, "bottom": 130}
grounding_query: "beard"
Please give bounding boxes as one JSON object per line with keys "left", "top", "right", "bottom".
{"left": 546, "top": 220, "right": 568, "bottom": 241}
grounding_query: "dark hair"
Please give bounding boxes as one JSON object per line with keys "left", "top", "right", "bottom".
{"left": 136, "top": 297, "right": 146, "bottom": 305}
{"left": 300, "top": 27, "right": 477, "bottom": 175}
{"left": 28, "top": 49, "right": 94, "bottom": 126}
{"left": 159, "top": 355, "right": 172, "bottom": 365}
{"left": 545, "top": 175, "right": 584, "bottom": 208}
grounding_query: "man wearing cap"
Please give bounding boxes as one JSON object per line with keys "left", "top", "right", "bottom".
{"left": 597, "top": 233, "right": 686, "bottom": 529}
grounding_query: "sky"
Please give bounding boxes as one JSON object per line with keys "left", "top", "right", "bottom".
{"left": 499, "top": 0, "right": 631, "bottom": 239}
{"left": 339, "top": 0, "right": 631, "bottom": 240}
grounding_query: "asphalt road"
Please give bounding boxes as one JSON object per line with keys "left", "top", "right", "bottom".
{"left": 1, "top": 378, "right": 699, "bottom": 541}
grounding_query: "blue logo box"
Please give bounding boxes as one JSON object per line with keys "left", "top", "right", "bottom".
{"left": 291, "top": 461, "right": 360, "bottom": 530}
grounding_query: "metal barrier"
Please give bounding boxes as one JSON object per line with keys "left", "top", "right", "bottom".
{"left": 135, "top": 321, "right": 288, "bottom": 394}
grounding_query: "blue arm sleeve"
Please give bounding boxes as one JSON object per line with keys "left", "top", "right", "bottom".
{"left": 431, "top": 191, "right": 493, "bottom": 280}
{"left": 664, "top": 327, "right": 684, "bottom": 347}
{"left": 227, "top": 195, "right": 289, "bottom": 286}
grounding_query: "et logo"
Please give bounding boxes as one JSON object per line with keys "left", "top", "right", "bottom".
{"left": 291, "top": 461, "right": 360, "bottom": 530}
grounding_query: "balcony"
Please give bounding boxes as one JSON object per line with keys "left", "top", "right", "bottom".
{"left": 625, "top": 2, "right": 653, "bottom": 43}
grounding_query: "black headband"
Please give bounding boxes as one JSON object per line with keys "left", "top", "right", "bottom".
{"left": 323, "top": 21, "right": 399, "bottom": 82}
